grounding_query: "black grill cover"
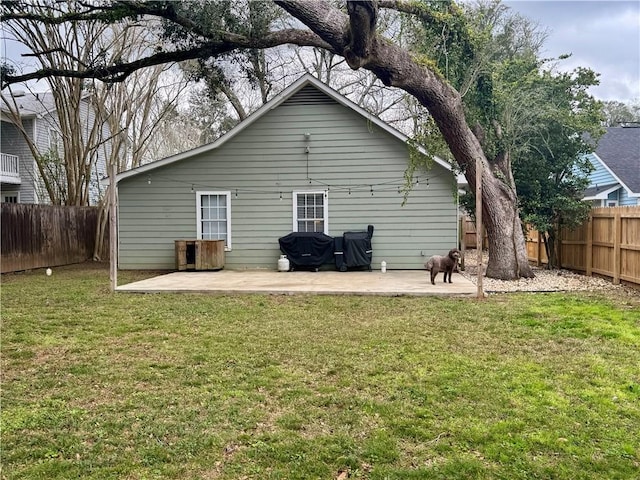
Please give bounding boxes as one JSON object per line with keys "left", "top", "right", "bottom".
{"left": 343, "top": 230, "right": 373, "bottom": 268}
{"left": 278, "top": 232, "right": 335, "bottom": 269}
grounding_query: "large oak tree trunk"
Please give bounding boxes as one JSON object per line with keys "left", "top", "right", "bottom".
{"left": 481, "top": 173, "right": 533, "bottom": 279}
{"left": 277, "top": 0, "right": 534, "bottom": 279}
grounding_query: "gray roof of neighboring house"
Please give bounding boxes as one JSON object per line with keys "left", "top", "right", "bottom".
{"left": 1, "top": 91, "right": 56, "bottom": 118}
{"left": 594, "top": 126, "right": 640, "bottom": 194}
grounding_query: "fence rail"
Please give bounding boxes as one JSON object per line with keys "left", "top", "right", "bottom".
{"left": 1, "top": 203, "right": 107, "bottom": 273}
{"left": 526, "top": 206, "right": 640, "bottom": 287}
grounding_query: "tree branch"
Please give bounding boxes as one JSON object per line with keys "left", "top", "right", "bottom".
{"left": 344, "top": 0, "right": 378, "bottom": 68}
{"left": 2, "top": 29, "right": 332, "bottom": 87}
{"left": 274, "top": 0, "right": 350, "bottom": 52}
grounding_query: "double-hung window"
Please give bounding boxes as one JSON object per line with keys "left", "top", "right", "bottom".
{"left": 196, "top": 191, "right": 232, "bottom": 250}
{"left": 293, "top": 191, "right": 328, "bottom": 234}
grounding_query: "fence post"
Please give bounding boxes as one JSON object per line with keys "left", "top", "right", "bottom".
{"left": 536, "top": 230, "right": 542, "bottom": 267}
{"left": 475, "top": 157, "right": 484, "bottom": 299}
{"left": 585, "top": 212, "right": 593, "bottom": 277}
{"left": 613, "top": 211, "right": 621, "bottom": 285}
{"left": 556, "top": 221, "right": 562, "bottom": 269}
{"left": 109, "top": 164, "right": 117, "bottom": 291}
{"left": 459, "top": 215, "right": 466, "bottom": 270}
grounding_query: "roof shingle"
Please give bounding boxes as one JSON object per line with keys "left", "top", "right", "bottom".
{"left": 595, "top": 126, "right": 640, "bottom": 194}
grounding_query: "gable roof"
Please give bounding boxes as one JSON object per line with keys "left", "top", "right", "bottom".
{"left": 115, "top": 74, "right": 452, "bottom": 183}
{"left": 582, "top": 183, "right": 620, "bottom": 201}
{"left": 591, "top": 126, "right": 640, "bottom": 196}
{"left": 1, "top": 91, "right": 56, "bottom": 119}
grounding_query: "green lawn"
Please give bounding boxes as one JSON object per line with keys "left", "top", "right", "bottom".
{"left": 2, "top": 264, "right": 639, "bottom": 479}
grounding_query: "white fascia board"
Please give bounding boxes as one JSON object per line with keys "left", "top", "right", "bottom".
{"left": 591, "top": 152, "right": 637, "bottom": 196}
{"left": 115, "top": 74, "right": 452, "bottom": 184}
{"left": 0, "top": 109, "right": 36, "bottom": 123}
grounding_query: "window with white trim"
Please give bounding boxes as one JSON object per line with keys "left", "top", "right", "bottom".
{"left": 3, "top": 195, "right": 18, "bottom": 203}
{"left": 48, "top": 128, "right": 60, "bottom": 152}
{"left": 196, "top": 191, "right": 232, "bottom": 250}
{"left": 293, "top": 191, "right": 328, "bottom": 234}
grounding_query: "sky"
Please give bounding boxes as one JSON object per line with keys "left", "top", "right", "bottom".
{"left": 2, "top": 1, "right": 639, "bottom": 103}
{"left": 504, "top": 0, "right": 640, "bottom": 103}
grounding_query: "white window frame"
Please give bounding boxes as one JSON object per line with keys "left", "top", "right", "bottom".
{"left": 3, "top": 193, "right": 19, "bottom": 203}
{"left": 292, "top": 190, "right": 328, "bottom": 234}
{"left": 196, "top": 191, "right": 232, "bottom": 251}
{"left": 48, "top": 128, "right": 60, "bottom": 152}
{"left": 605, "top": 199, "right": 618, "bottom": 207}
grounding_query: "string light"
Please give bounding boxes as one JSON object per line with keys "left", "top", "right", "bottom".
{"left": 138, "top": 172, "right": 443, "bottom": 197}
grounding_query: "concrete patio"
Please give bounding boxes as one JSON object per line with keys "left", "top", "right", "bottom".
{"left": 116, "top": 269, "right": 479, "bottom": 296}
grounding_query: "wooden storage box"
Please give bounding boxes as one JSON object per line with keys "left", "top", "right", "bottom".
{"left": 175, "top": 240, "right": 225, "bottom": 271}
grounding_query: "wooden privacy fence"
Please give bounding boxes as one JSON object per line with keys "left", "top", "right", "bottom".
{"left": 526, "top": 206, "right": 640, "bottom": 286}
{"left": 460, "top": 215, "right": 488, "bottom": 250}
{"left": 1, "top": 203, "right": 107, "bottom": 273}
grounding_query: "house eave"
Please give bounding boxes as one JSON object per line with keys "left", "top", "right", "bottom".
{"left": 582, "top": 184, "right": 621, "bottom": 201}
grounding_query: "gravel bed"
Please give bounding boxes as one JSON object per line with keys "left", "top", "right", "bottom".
{"left": 459, "top": 250, "right": 640, "bottom": 301}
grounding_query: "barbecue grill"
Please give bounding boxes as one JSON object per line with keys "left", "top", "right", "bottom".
{"left": 278, "top": 232, "right": 335, "bottom": 271}
{"left": 335, "top": 225, "right": 374, "bottom": 271}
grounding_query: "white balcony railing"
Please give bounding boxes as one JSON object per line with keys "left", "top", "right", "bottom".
{"left": 1, "top": 153, "right": 21, "bottom": 184}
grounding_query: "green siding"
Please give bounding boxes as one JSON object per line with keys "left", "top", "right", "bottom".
{"left": 118, "top": 91, "right": 458, "bottom": 270}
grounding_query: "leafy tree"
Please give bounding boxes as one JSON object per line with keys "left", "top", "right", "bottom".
{"left": 601, "top": 99, "right": 640, "bottom": 126}
{"left": 511, "top": 65, "right": 603, "bottom": 268}
{"left": 0, "top": 0, "right": 604, "bottom": 279}
{"left": 408, "top": 0, "right": 603, "bottom": 271}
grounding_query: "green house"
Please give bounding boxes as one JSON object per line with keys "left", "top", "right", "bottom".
{"left": 115, "top": 74, "right": 458, "bottom": 270}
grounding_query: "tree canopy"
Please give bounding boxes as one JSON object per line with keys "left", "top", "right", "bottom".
{"left": 511, "top": 65, "right": 603, "bottom": 268}
{"left": 1, "top": 0, "right": 605, "bottom": 279}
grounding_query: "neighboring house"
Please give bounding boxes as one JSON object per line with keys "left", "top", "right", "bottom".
{"left": 583, "top": 125, "right": 640, "bottom": 206}
{"left": 0, "top": 90, "right": 108, "bottom": 204}
{"left": 115, "top": 74, "right": 458, "bottom": 271}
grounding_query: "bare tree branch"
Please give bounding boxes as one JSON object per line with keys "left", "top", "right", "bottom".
{"left": 2, "top": 28, "right": 332, "bottom": 87}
